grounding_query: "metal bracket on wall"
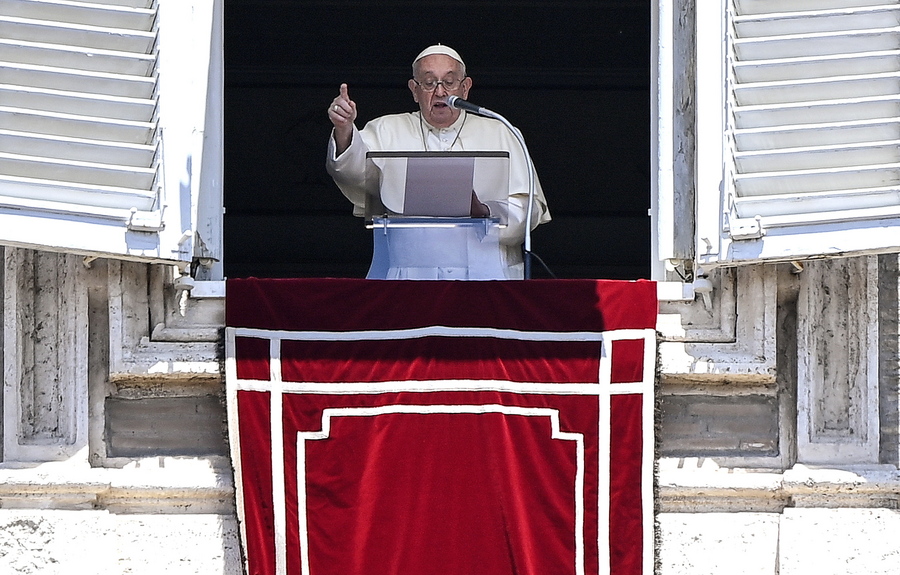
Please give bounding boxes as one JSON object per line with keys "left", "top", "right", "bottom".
{"left": 729, "top": 215, "right": 765, "bottom": 241}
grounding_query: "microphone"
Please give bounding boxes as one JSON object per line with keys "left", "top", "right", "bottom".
{"left": 445, "top": 95, "right": 538, "bottom": 279}
{"left": 446, "top": 95, "right": 488, "bottom": 116}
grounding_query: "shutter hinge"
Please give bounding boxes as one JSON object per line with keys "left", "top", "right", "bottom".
{"left": 728, "top": 215, "right": 765, "bottom": 241}
{"left": 127, "top": 207, "right": 165, "bottom": 232}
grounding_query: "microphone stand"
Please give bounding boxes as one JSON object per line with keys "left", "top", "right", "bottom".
{"left": 448, "top": 97, "right": 536, "bottom": 279}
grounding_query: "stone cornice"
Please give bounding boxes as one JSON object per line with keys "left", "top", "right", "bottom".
{"left": 659, "top": 462, "right": 900, "bottom": 513}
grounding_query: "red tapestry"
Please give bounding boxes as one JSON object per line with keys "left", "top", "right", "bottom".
{"left": 226, "top": 278, "right": 657, "bottom": 575}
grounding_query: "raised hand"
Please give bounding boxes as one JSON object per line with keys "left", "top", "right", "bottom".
{"left": 328, "top": 83, "right": 357, "bottom": 155}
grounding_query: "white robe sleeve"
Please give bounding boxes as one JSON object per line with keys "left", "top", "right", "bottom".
{"left": 325, "top": 125, "right": 369, "bottom": 216}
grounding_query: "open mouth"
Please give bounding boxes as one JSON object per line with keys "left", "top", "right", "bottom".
{"left": 434, "top": 101, "right": 449, "bottom": 109}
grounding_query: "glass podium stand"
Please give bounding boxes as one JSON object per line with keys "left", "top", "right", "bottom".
{"left": 366, "top": 217, "right": 505, "bottom": 280}
{"left": 364, "top": 152, "right": 510, "bottom": 280}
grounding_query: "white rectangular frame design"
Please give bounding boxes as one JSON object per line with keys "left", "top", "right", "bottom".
{"left": 226, "top": 325, "right": 656, "bottom": 575}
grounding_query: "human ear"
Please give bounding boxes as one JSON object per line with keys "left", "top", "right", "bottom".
{"left": 460, "top": 76, "right": 472, "bottom": 99}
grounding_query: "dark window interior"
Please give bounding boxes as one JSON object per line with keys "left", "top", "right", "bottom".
{"left": 224, "top": 0, "right": 650, "bottom": 279}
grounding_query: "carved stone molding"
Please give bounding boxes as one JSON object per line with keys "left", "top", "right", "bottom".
{"left": 798, "top": 256, "right": 880, "bottom": 465}
{"left": 658, "top": 460, "right": 900, "bottom": 513}
{"left": 0, "top": 458, "right": 233, "bottom": 513}
{"left": 658, "top": 264, "right": 778, "bottom": 384}
{"left": 2, "top": 248, "right": 88, "bottom": 462}
{"left": 107, "top": 260, "right": 222, "bottom": 383}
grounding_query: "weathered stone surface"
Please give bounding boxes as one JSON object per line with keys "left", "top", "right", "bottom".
{"left": 879, "top": 253, "right": 899, "bottom": 466}
{"left": 657, "top": 512, "right": 779, "bottom": 575}
{"left": 4, "top": 249, "right": 88, "bottom": 462}
{"left": 107, "top": 260, "right": 221, "bottom": 383}
{"left": 0, "top": 510, "right": 241, "bottom": 574}
{"left": 798, "top": 257, "right": 880, "bottom": 464}
{"left": 659, "top": 394, "right": 778, "bottom": 457}
{"left": 658, "top": 265, "right": 778, "bottom": 384}
{"left": 0, "top": 458, "right": 234, "bottom": 514}
{"left": 659, "top": 462, "right": 900, "bottom": 513}
{"left": 779, "top": 508, "right": 900, "bottom": 575}
{"left": 105, "top": 396, "right": 228, "bottom": 457}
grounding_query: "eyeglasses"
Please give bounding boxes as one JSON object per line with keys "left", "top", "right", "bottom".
{"left": 413, "top": 77, "right": 465, "bottom": 92}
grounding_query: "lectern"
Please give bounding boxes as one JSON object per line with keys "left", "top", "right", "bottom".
{"left": 364, "top": 151, "right": 510, "bottom": 280}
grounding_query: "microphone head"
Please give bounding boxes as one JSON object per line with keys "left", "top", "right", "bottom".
{"left": 445, "top": 95, "right": 487, "bottom": 116}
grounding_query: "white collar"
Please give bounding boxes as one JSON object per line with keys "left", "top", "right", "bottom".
{"left": 421, "top": 110, "right": 467, "bottom": 133}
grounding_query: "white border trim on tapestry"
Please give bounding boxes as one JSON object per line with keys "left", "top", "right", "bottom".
{"left": 225, "top": 326, "right": 656, "bottom": 575}
{"left": 296, "top": 405, "right": 585, "bottom": 575}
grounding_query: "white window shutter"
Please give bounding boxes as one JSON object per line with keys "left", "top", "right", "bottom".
{"left": 696, "top": 0, "right": 900, "bottom": 267}
{"left": 0, "top": 0, "right": 221, "bottom": 266}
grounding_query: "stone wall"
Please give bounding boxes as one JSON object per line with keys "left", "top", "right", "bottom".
{"left": 2, "top": 243, "right": 899, "bottom": 573}
{"left": 657, "top": 255, "right": 900, "bottom": 573}
{"left": 0, "top": 247, "right": 238, "bottom": 574}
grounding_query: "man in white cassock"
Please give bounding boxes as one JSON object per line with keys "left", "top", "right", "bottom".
{"left": 326, "top": 44, "right": 551, "bottom": 279}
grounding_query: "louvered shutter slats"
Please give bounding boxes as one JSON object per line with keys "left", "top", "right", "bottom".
{"left": 0, "top": 129, "right": 154, "bottom": 164}
{"left": 0, "top": 152, "right": 155, "bottom": 187}
{"left": 0, "top": 16, "right": 155, "bottom": 52}
{"left": 734, "top": 96, "right": 900, "bottom": 128}
{"left": 735, "top": 140, "right": 900, "bottom": 172}
{"left": 734, "top": 0, "right": 889, "bottom": 16}
{"left": 0, "top": 39, "right": 156, "bottom": 75}
{"left": 0, "top": 62, "right": 155, "bottom": 98}
{"left": 0, "top": 84, "right": 155, "bottom": 120}
{"left": 726, "top": 1, "right": 900, "bottom": 231}
{"left": 1, "top": 0, "right": 156, "bottom": 28}
{"left": 0, "top": 0, "right": 159, "bottom": 217}
{"left": 0, "top": 108, "right": 154, "bottom": 144}
{"left": 737, "top": 187, "right": 900, "bottom": 218}
{"left": 0, "top": 0, "right": 222, "bottom": 266}
{"left": 734, "top": 73, "right": 900, "bottom": 106}
{"left": 0, "top": 174, "right": 155, "bottom": 208}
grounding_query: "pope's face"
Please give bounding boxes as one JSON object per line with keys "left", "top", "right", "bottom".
{"left": 408, "top": 54, "right": 472, "bottom": 129}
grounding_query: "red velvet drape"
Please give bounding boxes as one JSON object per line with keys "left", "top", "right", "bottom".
{"left": 228, "top": 279, "right": 656, "bottom": 575}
